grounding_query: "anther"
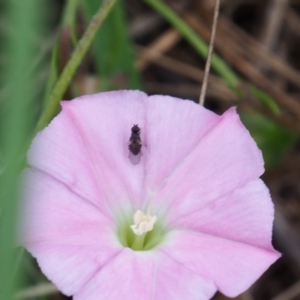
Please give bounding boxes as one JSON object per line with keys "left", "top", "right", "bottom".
{"left": 130, "top": 210, "right": 157, "bottom": 236}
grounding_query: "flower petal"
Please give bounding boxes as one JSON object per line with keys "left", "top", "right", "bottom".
{"left": 20, "top": 169, "right": 121, "bottom": 295}
{"left": 74, "top": 249, "right": 155, "bottom": 299}
{"left": 162, "top": 230, "right": 280, "bottom": 297}
{"left": 145, "top": 95, "right": 219, "bottom": 190}
{"left": 151, "top": 108, "right": 264, "bottom": 216}
{"left": 27, "top": 105, "right": 107, "bottom": 213}
{"left": 26, "top": 242, "right": 121, "bottom": 296}
{"left": 20, "top": 169, "right": 115, "bottom": 245}
{"left": 171, "top": 179, "right": 276, "bottom": 250}
{"left": 61, "top": 91, "right": 148, "bottom": 211}
{"left": 153, "top": 251, "right": 216, "bottom": 300}
{"left": 74, "top": 249, "right": 216, "bottom": 300}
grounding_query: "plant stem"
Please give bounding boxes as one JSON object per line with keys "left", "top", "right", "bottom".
{"left": 36, "top": 0, "right": 117, "bottom": 132}
{"left": 199, "top": 0, "right": 220, "bottom": 106}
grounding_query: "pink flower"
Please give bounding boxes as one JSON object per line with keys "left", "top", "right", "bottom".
{"left": 21, "top": 90, "right": 280, "bottom": 299}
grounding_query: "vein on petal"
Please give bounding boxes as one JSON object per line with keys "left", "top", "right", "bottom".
{"left": 24, "top": 240, "right": 120, "bottom": 249}
{"left": 154, "top": 108, "right": 225, "bottom": 194}
{"left": 154, "top": 117, "right": 264, "bottom": 216}
{"left": 165, "top": 229, "right": 279, "bottom": 256}
{"left": 158, "top": 248, "right": 215, "bottom": 289}
{"left": 29, "top": 241, "right": 124, "bottom": 297}
{"left": 151, "top": 251, "right": 158, "bottom": 300}
{"left": 30, "top": 166, "right": 112, "bottom": 220}
{"left": 172, "top": 178, "right": 270, "bottom": 225}
{"left": 75, "top": 249, "right": 126, "bottom": 296}
{"left": 63, "top": 108, "right": 131, "bottom": 214}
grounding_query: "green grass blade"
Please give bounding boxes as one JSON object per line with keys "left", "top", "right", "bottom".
{"left": 43, "top": 42, "right": 59, "bottom": 106}
{"left": 62, "top": 0, "right": 80, "bottom": 44}
{"left": 36, "top": 0, "right": 117, "bottom": 132}
{"left": 248, "top": 85, "right": 281, "bottom": 115}
{"left": 43, "top": 0, "right": 80, "bottom": 106}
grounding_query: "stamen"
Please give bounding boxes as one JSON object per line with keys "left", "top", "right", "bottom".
{"left": 130, "top": 210, "right": 157, "bottom": 236}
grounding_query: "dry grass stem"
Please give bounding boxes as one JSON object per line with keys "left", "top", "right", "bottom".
{"left": 137, "top": 29, "right": 181, "bottom": 69}
{"left": 199, "top": 0, "right": 220, "bottom": 105}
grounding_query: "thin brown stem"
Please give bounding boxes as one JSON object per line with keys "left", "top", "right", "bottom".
{"left": 199, "top": 0, "right": 220, "bottom": 105}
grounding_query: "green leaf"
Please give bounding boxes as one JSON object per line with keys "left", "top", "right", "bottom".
{"left": 84, "top": 0, "right": 142, "bottom": 90}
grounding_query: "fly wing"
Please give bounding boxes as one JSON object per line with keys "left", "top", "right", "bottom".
{"left": 128, "top": 151, "right": 142, "bottom": 165}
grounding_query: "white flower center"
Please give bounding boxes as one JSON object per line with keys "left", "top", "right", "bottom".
{"left": 130, "top": 210, "right": 157, "bottom": 236}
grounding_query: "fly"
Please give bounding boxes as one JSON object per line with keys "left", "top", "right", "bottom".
{"left": 128, "top": 124, "right": 142, "bottom": 165}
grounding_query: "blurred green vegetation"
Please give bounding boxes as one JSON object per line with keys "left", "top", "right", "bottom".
{"left": 0, "top": 0, "right": 299, "bottom": 299}
{"left": 84, "top": 0, "right": 142, "bottom": 90}
{"left": 241, "top": 112, "right": 298, "bottom": 170}
{"left": 0, "top": 0, "right": 41, "bottom": 299}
